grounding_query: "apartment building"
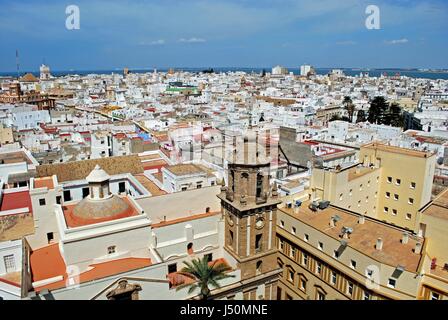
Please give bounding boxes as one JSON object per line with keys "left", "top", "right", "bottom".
{"left": 311, "top": 142, "right": 436, "bottom": 232}
{"left": 276, "top": 187, "right": 448, "bottom": 300}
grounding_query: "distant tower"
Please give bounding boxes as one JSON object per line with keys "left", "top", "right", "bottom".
{"left": 16, "top": 49, "right": 20, "bottom": 79}
{"left": 40, "top": 63, "right": 51, "bottom": 80}
{"left": 123, "top": 67, "right": 129, "bottom": 77}
{"left": 218, "top": 131, "right": 281, "bottom": 299}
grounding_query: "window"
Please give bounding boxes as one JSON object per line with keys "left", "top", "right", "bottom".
{"left": 304, "top": 234, "right": 309, "bottom": 242}
{"left": 363, "top": 291, "right": 371, "bottom": 300}
{"left": 291, "top": 227, "right": 296, "bottom": 234}
{"left": 350, "top": 260, "right": 357, "bottom": 269}
{"left": 302, "top": 253, "right": 308, "bottom": 266}
{"left": 330, "top": 271, "right": 337, "bottom": 285}
{"left": 367, "top": 180, "right": 371, "bottom": 187}
{"left": 333, "top": 250, "right": 340, "bottom": 259}
{"left": 339, "top": 193, "right": 343, "bottom": 201}
{"left": 392, "top": 209, "right": 397, "bottom": 216}
{"left": 187, "top": 243, "right": 194, "bottom": 255}
{"left": 318, "top": 242, "right": 324, "bottom": 251}
{"left": 278, "top": 239, "right": 284, "bottom": 250}
{"left": 387, "top": 177, "right": 392, "bottom": 183}
{"left": 256, "top": 261, "right": 262, "bottom": 274}
{"left": 287, "top": 269, "right": 294, "bottom": 283}
{"left": 410, "top": 182, "right": 416, "bottom": 189}
{"left": 385, "top": 192, "right": 390, "bottom": 198}
{"left": 347, "top": 282, "right": 354, "bottom": 296}
{"left": 359, "top": 184, "right": 363, "bottom": 191}
{"left": 394, "top": 194, "right": 399, "bottom": 201}
{"left": 204, "top": 253, "right": 213, "bottom": 262}
{"left": 406, "top": 213, "right": 412, "bottom": 220}
{"left": 384, "top": 207, "right": 389, "bottom": 213}
{"left": 315, "top": 262, "right": 322, "bottom": 275}
{"left": 349, "top": 189, "right": 353, "bottom": 196}
{"left": 395, "top": 179, "right": 401, "bottom": 186}
{"left": 107, "top": 246, "right": 116, "bottom": 254}
{"left": 168, "top": 263, "right": 177, "bottom": 274}
{"left": 56, "top": 196, "right": 62, "bottom": 204}
{"left": 430, "top": 291, "right": 440, "bottom": 300}
{"left": 289, "top": 247, "right": 296, "bottom": 258}
{"left": 280, "top": 220, "right": 285, "bottom": 228}
{"left": 118, "top": 182, "right": 126, "bottom": 193}
{"left": 47, "top": 232, "right": 54, "bottom": 243}
{"left": 63, "top": 190, "right": 71, "bottom": 202}
{"left": 357, "top": 200, "right": 361, "bottom": 207}
{"left": 196, "top": 184, "right": 202, "bottom": 189}
{"left": 3, "top": 255, "right": 15, "bottom": 273}
{"left": 39, "top": 198, "right": 46, "bottom": 206}
{"left": 408, "top": 198, "right": 414, "bottom": 204}
{"left": 82, "top": 187, "right": 89, "bottom": 198}
{"left": 255, "top": 234, "right": 262, "bottom": 252}
{"left": 181, "top": 187, "right": 187, "bottom": 191}
{"left": 316, "top": 291, "right": 326, "bottom": 300}
{"left": 299, "top": 276, "right": 307, "bottom": 292}
{"left": 366, "top": 268, "right": 374, "bottom": 279}
{"left": 388, "top": 278, "right": 396, "bottom": 288}
{"left": 229, "top": 230, "right": 234, "bottom": 247}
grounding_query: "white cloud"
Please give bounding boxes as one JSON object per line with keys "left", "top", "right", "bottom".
{"left": 385, "top": 38, "right": 409, "bottom": 45}
{"left": 139, "top": 39, "right": 166, "bottom": 46}
{"left": 178, "top": 37, "right": 206, "bottom": 43}
{"left": 336, "top": 40, "right": 357, "bottom": 45}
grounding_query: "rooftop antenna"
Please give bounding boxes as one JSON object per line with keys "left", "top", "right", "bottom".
{"left": 16, "top": 49, "right": 20, "bottom": 79}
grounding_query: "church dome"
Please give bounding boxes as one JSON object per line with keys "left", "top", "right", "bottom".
{"left": 65, "top": 165, "right": 136, "bottom": 227}
{"left": 70, "top": 195, "right": 135, "bottom": 224}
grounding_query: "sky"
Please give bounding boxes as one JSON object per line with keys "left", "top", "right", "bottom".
{"left": 0, "top": 0, "right": 447, "bottom": 71}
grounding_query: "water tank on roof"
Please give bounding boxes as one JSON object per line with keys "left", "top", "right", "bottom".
{"left": 319, "top": 200, "right": 330, "bottom": 210}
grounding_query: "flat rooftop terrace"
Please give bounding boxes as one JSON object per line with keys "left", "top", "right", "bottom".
{"left": 279, "top": 201, "right": 423, "bottom": 272}
{"left": 136, "top": 186, "right": 221, "bottom": 224}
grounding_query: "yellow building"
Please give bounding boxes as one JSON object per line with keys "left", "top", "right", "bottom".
{"left": 311, "top": 142, "right": 436, "bottom": 232}
{"left": 277, "top": 143, "right": 447, "bottom": 300}
{"left": 0, "top": 124, "right": 13, "bottom": 146}
{"left": 276, "top": 191, "right": 448, "bottom": 300}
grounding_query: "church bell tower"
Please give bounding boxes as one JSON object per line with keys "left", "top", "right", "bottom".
{"left": 218, "top": 131, "right": 281, "bottom": 299}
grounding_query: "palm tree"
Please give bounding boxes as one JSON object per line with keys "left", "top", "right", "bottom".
{"left": 343, "top": 96, "right": 355, "bottom": 122}
{"left": 176, "top": 256, "right": 235, "bottom": 300}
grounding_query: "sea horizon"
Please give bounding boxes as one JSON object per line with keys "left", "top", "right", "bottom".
{"left": 1, "top": 67, "right": 448, "bottom": 80}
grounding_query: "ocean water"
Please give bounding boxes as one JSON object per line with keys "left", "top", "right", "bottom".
{"left": 1, "top": 67, "right": 448, "bottom": 80}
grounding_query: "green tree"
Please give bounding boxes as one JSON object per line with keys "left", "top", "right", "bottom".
{"left": 343, "top": 96, "right": 355, "bottom": 122}
{"left": 387, "top": 103, "right": 404, "bottom": 127}
{"left": 356, "top": 109, "right": 367, "bottom": 123}
{"left": 176, "top": 256, "right": 235, "bottom": 300}
{"left": 368, "top": 96, "right": 388, "bottom": 124}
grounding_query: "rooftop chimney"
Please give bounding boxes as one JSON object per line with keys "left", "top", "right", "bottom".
{"left": 376, "top": 238, "right": 383, "bottom": 251}
{"left": 414, "top": 242, "right": 422, "bottom": 254}
{"left": 358, "top": 215, "right": 365, "bottom": 224}
{"left": 401, "top": 233, "right": 409, "bottom": 244}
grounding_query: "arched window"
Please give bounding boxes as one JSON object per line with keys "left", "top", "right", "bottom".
{"left": 256, "top": 260, "right": 262, "bottom": 274}
{"left": 256, "top": 173, "right": 263, "bottom": 198}
{"left": 187, "top": 243, "right": 193, "bottom": 255}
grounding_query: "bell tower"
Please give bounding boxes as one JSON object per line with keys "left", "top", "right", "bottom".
{"left": 218, "top": 131, "right": 281, "bottom": 299}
